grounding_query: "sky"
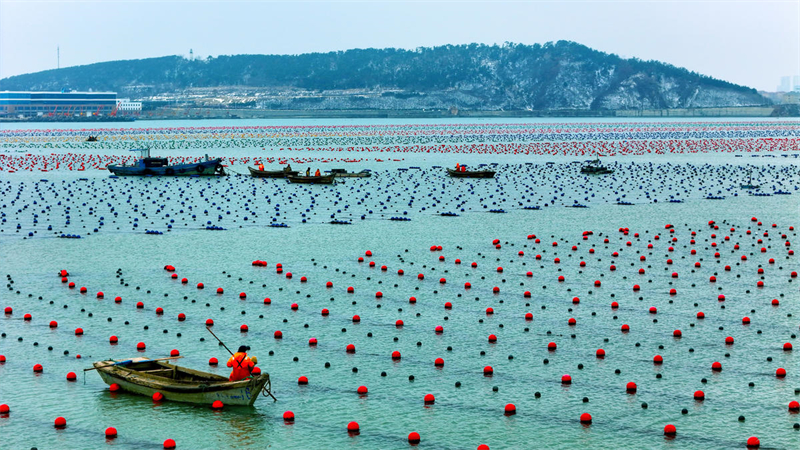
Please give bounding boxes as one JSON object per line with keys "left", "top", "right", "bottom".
{"left": 0, "top": 0, "right": 798, "bottom": 91}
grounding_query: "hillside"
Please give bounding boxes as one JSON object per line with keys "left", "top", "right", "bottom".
{"left": 0, "top": 41, "right": 767, "bottom": 111}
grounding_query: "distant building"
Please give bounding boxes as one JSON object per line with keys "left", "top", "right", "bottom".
{"left": 116, "top": 98, "right": 142, "bottom": 112}
{"left": 781, "top": 91, "right": 800, "bottom": 104}
{"left": 0, "top": 90, "right": 117, "bottom": 117}
{"left": 778, "top": 76, "right": 791, "bottom": 92}
{"left": 794, "top": 76, "right": 800, "bottom": 92}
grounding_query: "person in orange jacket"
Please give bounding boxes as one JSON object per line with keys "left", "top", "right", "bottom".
{"left": 227, "top": 345, "right": 255, "bottom": 381}
{"left": 314, "top": 168, "right": 321, "bottom": 176}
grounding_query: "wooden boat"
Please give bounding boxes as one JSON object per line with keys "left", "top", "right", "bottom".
{"left": 92, "top": 357, "right": 271, "bottom": 406}
{"left": 107, "top": 148, "right": 225, "bottom": 176}
{"left": 330, "top": 169, "right": 371, "bottom": 178}
{"left": 286, "top": 174, "right": 336, "bottom": 184}
{"left": 446, "top": 168, "right": 496, "bottom": 178}
{"left": 248, "top": 166, "right": 299, "bottom": 178}
{"left": 86, "top": 135, "right": 98, "bottom": 142}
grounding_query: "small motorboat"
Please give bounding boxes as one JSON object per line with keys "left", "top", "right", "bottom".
{"left": 286, "top": 174, "right": 336, "bottom": 184}
{"left": 446, "top": 168, "right": 496, "bottom": 178}
{"left": 86, "top": 135, "right": 98, "bottom": 142}
{"left": 107, "top": 149, "right": 225, "bottom": 176}
{"left": 91, "top": 357, "right": 272, "bottom": 406}
{"left": 330, "top": 169, "right": 372, "bottom": 178}
{"left": 248, "top": 166, "right": 299, "bottom": 178}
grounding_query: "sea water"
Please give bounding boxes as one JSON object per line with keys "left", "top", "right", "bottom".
{"left": 0, "top": 118, "right": 798, "bottom": 450}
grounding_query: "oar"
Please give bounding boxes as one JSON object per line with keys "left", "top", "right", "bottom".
{"left": 206, "top": 327, "right": 277, "bottom": 402}
{"left": 84, "top": 356, "right": 183, "bottom": 372}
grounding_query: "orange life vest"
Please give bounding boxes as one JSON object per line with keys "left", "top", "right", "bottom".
{"left": 226, "top": 352, "right": 254, "bottom": 381}
{"left": 315, "top": 169, "right": 321, "bottom": 176}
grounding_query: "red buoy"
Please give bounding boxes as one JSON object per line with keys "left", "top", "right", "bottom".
{"left": 408, "top": 431, "right": 421, "bottom": 444}
{"left": 109, "top": 383, "right": 120, "bottom": 392}
{"left": 392, "top": 351, "right": 401, "bottom": 360}
{"left": 653, "top": 355, "right": 663, "bottom": 364}
{"left": 711, "top": 361, "right": 722, "bottom": 371}
{"left": 483, "top": 365, "right": 494, "bottom": 376}
{"left": 673, "top": 330, "right": 682, "bottom": 338}
{"left": 273, "top": 330, "right": 282, "bottom": 339}
{"left": 137, "top": 342, "right": 146, "bottom": 350}
{"left": 488, "top": 334, "right": 497, "bottom": 343}
{"left": 54, "top": 416, "right": 67, "bottom": 428}
{"left": 693, "top": 390, "right": 705, "bottom": 400}
{"left": 347, "top": 421, "right": 359, "bottom": 433}
{"left": 357, "top": 385, "right": 368, "bottom": 395}
{"left": 725, "top": 336, "right": 734, "bottom": 345}
{"left": 346, "top": 344, "right": 356, "bottom": 353}
{"left": 153, "top": 392, "right": 164, "bottom": 402}
{"left": 209, "top": 357, "right": 218, "bottom": 366}
{"left": 579, "top": 413, "right": 592, "bottom": 424}
{"left": 504, "top": 403, "right": 516, "bottom": 415}
{"left": 548, "top": 342, "right": 557, "bottom": 351}
{"left": 783, "top": 342, "right": 793, "bottom": 351}
{"left": 596, "top": 349, "right": 605, "bottom": 358}
{"left": 788, "top": 401, "right": 800, "bottom": 412}
{"left": 216, "top": 287, "right": 223, "bottom": 294}
{"left": 664, "top": 424, "right": 676, "bottom": 436}
{"left": 776, "top": 368, "right": 786, "bottom": 378}
{"left": 621, "top": 324, "right": 630, "bottom": 332}
{"left": 424, "top": 393, "right": 435, "bottom": 404}
{"left": 0, "top": 404, "right": 9, "bottom": 414}
{"left": 211, "top": 400, "right": 223, "bottom": 410}
{"left": 298, "top": 376, "right": 308, "bottom": 385}
{"left": 434, "top": 358, "right": 444, "bottom": 367}
{"left": 746, "top": 436, "right": 760, "bottom": 448}
{"left": 240, "top": 324, "right": 249, "bottom": 332}
{"left": 626, "top": 382, "right": 637, "bottom": 393}
{"left": 163, "top": 438, "right": 176, "bottom": 449}
{"left": 170, "top": 349, "right": 180, "bottom": 357}
{"left": 33, "top": 363, "right": 43, "bottom": 373}
{"left": 205, "top": 319, "right": 214, "bottom": 326}
{"left": 561, "top": 374, "right": 572, "bottom": 384}
{"left": 66, "top": 371, "right": 77, "bottom": 381}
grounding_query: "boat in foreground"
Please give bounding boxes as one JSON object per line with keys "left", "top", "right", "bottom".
{"left": 107, "top": 148, "right": 225, "bottom": 176}
{"left": 92, "top": 357, "right": 271, "bottom": 406}
{"left": 248, "top": 166, "right": 299, "bottom": 178}
{"left": 446, "top": 168, "right": 496, "bottom": 178}
{"left": 286, "top": 174, "right": 336, "bottom": 184}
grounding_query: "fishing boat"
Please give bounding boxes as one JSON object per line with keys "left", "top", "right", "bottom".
{"left": 86, "top": 135, "right": 98, "bottom": 142}
{"left": 446, "top": 168, "right": 496, "bottom": 178}
{"left": 286, "top": 174, "right": 336, "bottom": 184}
{"left": 330, "top": 169, "right": 372, "bottom": 178}
{"left": 580, "top": 159, "right": 614, "bottom": 175}
{"left": 740, "top": 169, "right": 760, "bottom": 190}
{"left": 107, "top": 148, "right": 225, "bottom": 176}
{"left": 92, "top": 357, "right": 272, "bottom": 406}
{"left": 248, "top": 166, "right": 299, "bottom": 178}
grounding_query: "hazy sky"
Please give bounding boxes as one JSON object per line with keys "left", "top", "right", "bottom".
{"left": 0, "top": 0, "right": 798, "bottom": 91}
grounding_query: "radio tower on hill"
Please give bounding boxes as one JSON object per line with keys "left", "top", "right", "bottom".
{"left": 189, "top": 49, "right": 193, "bottom": 61}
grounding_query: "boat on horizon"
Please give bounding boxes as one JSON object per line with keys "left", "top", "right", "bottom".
{"left": 446, "top": 168, "right": 496, "bottom": 178}
{"left": 330, "top": 168, "right": 372, "bottom": 178}
{"left": 248, "top": 166, "right": 299, "bottom": 178}
{"left": 286, "top": 174, "right": 336, "bottom": 184}
{"left": 107, "top": 148, "right": 225, "bottom": 176}
{"left": 580, "top": 158, "right": 614, "bottom": 175}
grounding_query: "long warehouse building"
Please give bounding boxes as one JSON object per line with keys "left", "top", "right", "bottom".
{"left": 0, "top": 91, "right": 125, "bottom": 117}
